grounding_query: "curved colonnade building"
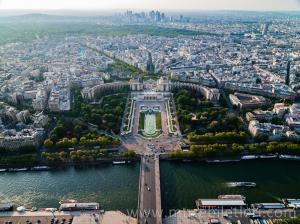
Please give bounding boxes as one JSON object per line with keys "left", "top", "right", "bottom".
{"left": 81, "top": 77, "right": 220, "bottom": 102}
{"left": 81, "top": 82, "right": 129, "bottom": 101}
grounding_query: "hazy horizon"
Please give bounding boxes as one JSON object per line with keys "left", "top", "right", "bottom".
{"left": 1, "top": 9, "right": 300, "bottom": 18}
{"left": 0, "top": 0, "right": 300, "bottom": 11}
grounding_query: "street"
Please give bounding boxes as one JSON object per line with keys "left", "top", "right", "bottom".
{"left": 138, "top": 155, "right": 162, "bottom": 224}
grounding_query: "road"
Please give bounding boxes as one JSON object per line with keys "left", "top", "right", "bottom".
{"left": 138, "top": 155, "right": 162, "bottom": 224}
{"left": 208, "top": 72, "right": 235, "bottom": 113}
{"left": 120, "top": 98, "right": 178, "bottom": 224}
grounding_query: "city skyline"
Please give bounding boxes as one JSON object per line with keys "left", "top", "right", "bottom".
{"left": 0, "top": 0, "right": 300, "bottom": 11}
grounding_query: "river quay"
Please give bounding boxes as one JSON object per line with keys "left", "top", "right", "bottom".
{"left": 165, "top": 208, "right": 300, "bottom": 224}
{"left": 0, "top": 210, "right": 137, "bottom": 224}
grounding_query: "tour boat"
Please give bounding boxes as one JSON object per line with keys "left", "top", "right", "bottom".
{"left": 241, "top": 155, "right": 258, "bottom": 160}
{"left": 16, "top": 206, "right": 26, "bottom": 212}
{"left": 279, "top": 155, "right": 300, "bottom": 161}
{"left": 206, "top": 159, "right": 240, "bottom": 163}
{"left": 31, "top": 166, "right": 51, "bottom": 171}
{"left": 259, "top": 155, "right": 277, "bottom": 159}
{"left": 0, "top": 203, "right": 13, "bottom": 211}
{"left": 59, "top": 199, "right": 77, "bottom": 205}
{"left": 282, "top": 199, "right": 300, "bottom": 209}
{"left": 9, "top": 168, "right": 28, "bottom": 172}
{"left": 59, "top": 202, "right": 100, "bottom": 211}
{"left": 227, "top": 182, "right": 256, "bottom": 187}
{"left": 112, "top": 161, "right": 126, "bottom": 165}
{"left": 218, "top": 195, "right": 246, "bottom": 200}
{"left": 45, "top": 208, "right": 57, "bottom": 212}
{"left": 183, "top": 159, "right": 192, "bottom": 162}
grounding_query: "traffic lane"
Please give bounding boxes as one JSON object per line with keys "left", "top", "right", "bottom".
{"left": 140, "top": 157, "right": 157, "bottom": 224}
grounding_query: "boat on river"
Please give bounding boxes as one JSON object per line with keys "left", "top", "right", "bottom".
{"left": 206, "top": 159, "right": 241, "bottom": 163}
{"left": 0, "top": 203, "right": 13, "bottom": 211}
{"left": 241, "top": 155, "right": 258, "bottom": 160}
{"left": 218, "top": 195, "right": 246, "bottom": 200}
{"left": 8, "top": 168, "right": 28, "bottom": 172}
{"left": 31, "top": 166, "right": 51, "bottom": 171}
{"left": 59, "top": 202, "right": 100, "bottom": 211}
{"left": 16, "top": 206, "right": 26, "bottom": 212}
{"left": 59, "top": 199, "right": 77, "bottom": 205}
{"left": 183, "top": 159, "right": 192, "bottom": 162}
{"left": 279, "top": 155, "right": 300, "bottom": 161}
{"left": 259, "top": 155, "right": 277, "bottom": 159}
{"left": 227, "top": 182, "right": 256, "bottom": 187}
{"left": 112, "top": 161, "right": 126, "bottom": 165}
{"left": 282, "top": 199, "right": 300, "bottom": 209}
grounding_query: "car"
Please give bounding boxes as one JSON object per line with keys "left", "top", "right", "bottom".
{"left": 147, "top": 187, "right": 151, "bottom": 191}
{"left": 245, "top": 212, "right": 256, "bottom": 217}
{"left": 31, "top": 207, "right": 38, "bottom": 212}
{"left": 209, "top": 218, "right": 221, "bottom": 224}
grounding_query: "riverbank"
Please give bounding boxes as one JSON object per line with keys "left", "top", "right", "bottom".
{"left": 2, "top": 152, "right": 300, "bottom": 170}
{"left": 164, "top": 208, "right": 299, "bottom": 224}
{"left": 163, "top": 152, "right": 300, "bottom": 167}
{"left": 164, "top": 153, "right": 300, "bottom": 163}
{"left": 0, "top": 156, "right": 140, "bottom": 169}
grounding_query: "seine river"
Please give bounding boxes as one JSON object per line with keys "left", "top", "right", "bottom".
{"left": 0, "top": 160, "right": 300, "bottom": 213}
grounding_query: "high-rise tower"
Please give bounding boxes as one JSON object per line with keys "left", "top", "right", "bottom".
{"left": 261, "top": 23, "right": 270, "bottom": 36}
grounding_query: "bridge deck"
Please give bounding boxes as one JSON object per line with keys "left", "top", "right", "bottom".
{"left": 138, "top": 155, "right": 162, "bottom": 224}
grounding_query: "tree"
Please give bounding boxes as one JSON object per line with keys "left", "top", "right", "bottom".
{"left": 232, "top": 143, "right": 245, "bottom": 154}
{"left": 0, "top": 147, "right": 7, "bottom": 155}
{"left": 254, "top": 133, "right": 269, "bottom": 143}
{"left": 59, "top": 151, "right": 67, "bottom": 161}
{"left": 275, "top": 216, "right": 300, "bottom": 224}
{"left": 115, "top": 106, "right": 123, "bottom": 115}
{"left": 79, "top": 137, "right": 87, "bottom": 145}
{"left": 44, "top": 139, "right": 54, "bottom": 148}
{"left": 256, "top": 77, "right": 262, "bottom": 84}
{"left": 208, "top": 121, "right": 219, "bottom": 132}
{"left": 123, "top": 150, "right": 136, "bottom": 158}
{"left": 224, "top": 113, "right": 239, "bottom": 124}
{"left": 71, "top": 138, "right": 78, "bottom": 146}
{"left": 50, "top": 121, "right": 66, "bottom": 142}
{"left": 74, "top": 125, "right": 83, "bottom": 136}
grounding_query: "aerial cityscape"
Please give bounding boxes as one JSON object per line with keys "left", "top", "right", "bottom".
{"left": 1, "top": 0, "right": 300, "bottom": 224}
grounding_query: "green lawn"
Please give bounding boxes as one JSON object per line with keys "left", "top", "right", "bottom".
{"left": 156, "top": 112, "right": 162, "bottom": 130}
{"left": 139, "top": 112, "right": 145, "bottom": 130}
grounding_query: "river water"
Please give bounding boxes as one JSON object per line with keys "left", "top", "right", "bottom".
{"left": 0, "top": 163, "right": 139, "bottom": 211}
{"left": 0, "top": 160, "right": 300, "bottom": 213}
{"left": 161, "top": 160, "right": 300, "bottom": 213}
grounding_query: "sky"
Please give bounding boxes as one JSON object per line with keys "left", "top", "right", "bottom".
{"left": 0, "top": 0, "right": 300, "bottom": 11}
